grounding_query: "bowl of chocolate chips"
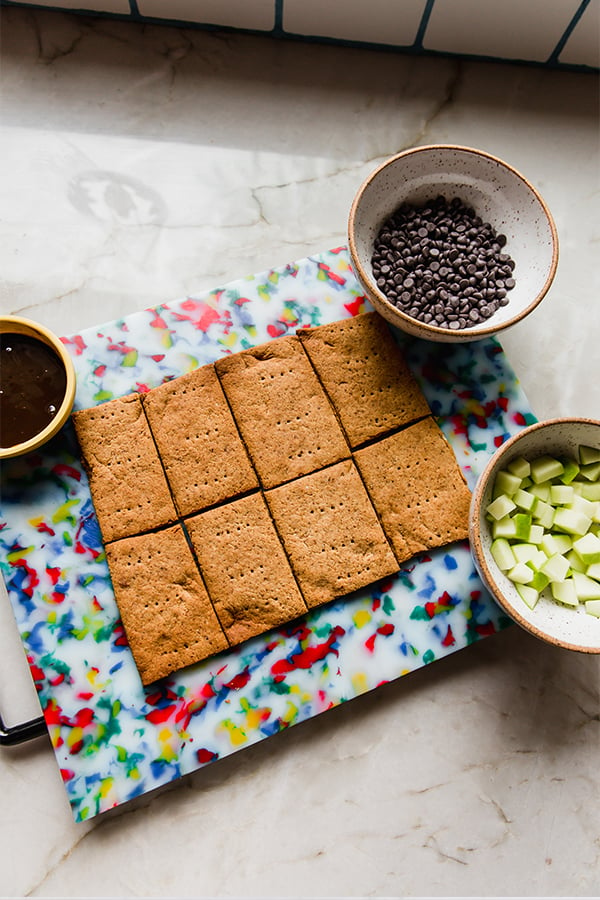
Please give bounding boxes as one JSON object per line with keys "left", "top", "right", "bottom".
{"left": 348, "top": 145, "right": 558, "bottom": 342}
{"left": 0, "top": 315, "right": 76, "bottom": 459}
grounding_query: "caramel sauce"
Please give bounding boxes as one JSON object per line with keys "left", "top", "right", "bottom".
{"left": 0, "top": 332, "right": 67, "bottom": 448}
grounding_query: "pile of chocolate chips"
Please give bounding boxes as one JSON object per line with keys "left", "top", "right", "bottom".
{"left": 371, "top": 196, "right": 517, "bottom": 330}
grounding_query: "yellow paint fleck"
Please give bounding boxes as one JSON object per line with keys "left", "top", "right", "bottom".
{"left": 7, "top": 546, "right": 33, "bottom": 562}
{"left": 99, "top": 777, "right": 114, "bottom": 799}
{"left": 217, "top": 719, "right": 247, "bottom": 747}
{"left": 353, "top": 609, "right": 371, "bottom": 629}
{"left": 351, "top": 672, "right": 368, "bottom": 694}
{"left": 67, "top": 726, "right": 83, "bottom": 749}
{"left": 52, "top": 499, "right": 80, "bottom": 525}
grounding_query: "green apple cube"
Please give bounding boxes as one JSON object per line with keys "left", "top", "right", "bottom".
{"left": 566, "top": 549, "right": 587, "bottom": 574}
{"left": 533, "top": 499, "right": 555, "bottom": 530}
{"left": 507, "top": 561, "right": 535, "bottom": 585}
{"left": 579, "top": 444, "right": 600, "bottom": 466}
{"left": 559, "top": 457, "right": 580, "bottom": 484}
{"left": 573, "top": 532, "right": 600, "bottom": 566}
{"left": 540, "top": 553, "right": 570, "bottom": 583}
{"left": 512, "top": 542, "right": 538, "bottom": 563}
{"left": 493, "top": 469, "right": 523, "bottom": 497}
{"left": 572, "top": 571, "right": 600, "bottom": 600}
{"left": 540, "top": 532, "right": 572, "bottom": 557}
{"left": 528, "top": 524, "right": 545, "bottom": 545}
{"left": 529, "top": 482, "right": 551, "bottom": 501}
{"left": 585, "top": 599, "right": 600, "bottom": 617}
{"left": 586, "top": 562, "right": 600, "bottom": 581}
{"left": 531, "top": 455, "right": 564, "bottom": 484}
{"left": 580, "top": 462, "right": 600, "bottom": 482}
{"left": 486, "top": 494, "right": 517, "bottom": 520}
{"left": 516, "top": 583, "right": 539, "bottom": 609}
{"left": 492, "top": 516, "right": 518, "bottom": 539}
{"left": 551, "top": 579, "right": 579, "bottom": 607}
{"left": 579, "top": 483, "right": 600, "bottom": 502}
{"left": 569, "top": 494, "right": 596, "bottom": 518}
{"left": 553, "top": 506, "right": 592, "bottom": 536}
{"left": 508, "top": 456, "right": 531, "bottom": 479}
{"left": 490, "top": 538, "right": 516, "bottom": 571}
{"left": 528, "top": 568, "right": 550, "bottom": 592}
{"left": 513, "top": 488, "right": 538, "bottom": 513}
{"left": 550, "top": 484, "right": 575, "bottom": 505}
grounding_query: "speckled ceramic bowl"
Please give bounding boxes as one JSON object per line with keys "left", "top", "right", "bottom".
{"left": 0, "top": 315, "right": 76, "bottom": 459}
{"left": 348, "top": 145, "right": 558, "bottom": 343}
{"left": 470, "top": 418, "right": 600, "bottom": 653}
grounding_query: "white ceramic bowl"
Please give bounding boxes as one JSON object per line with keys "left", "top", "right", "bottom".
{"left": 469, "top": 418, "right": 600, "bottom": 653}
{"left": 348, "top": 145, "right": 559, "bottom": 343}
{"left": 0, "top": 315, "right": 76, "bottom": 459}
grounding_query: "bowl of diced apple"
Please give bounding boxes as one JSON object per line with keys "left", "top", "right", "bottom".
{"left": 469, "top": 417, "right": 600, "bottom": 653}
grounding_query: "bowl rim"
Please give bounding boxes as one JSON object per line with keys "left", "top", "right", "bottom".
{"left": 0, "top": 314, "right": 77, "bottom": 459}
{"left": 469, "top": 416, "right": 600, "bottom": 654}
{"left": 347, "top": 143, "right": 560, "bottom": 340}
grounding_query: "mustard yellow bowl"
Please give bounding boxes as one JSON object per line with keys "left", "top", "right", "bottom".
{"left": 0, "top": 315, "right": 76, "bottom": 459}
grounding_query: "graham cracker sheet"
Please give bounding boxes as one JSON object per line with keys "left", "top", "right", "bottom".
{"left": 141, "top": 364, "right": 258, "bottom": 516}
{"left": 72, "top": 393, "right": 177, "bottom": 544}
{"left": 215, "top": 335, "right": 349, "bottom": 489}
{"left": 105, "top": 525, "right": 229, "bottom": 684}
{"left": 297, "top": 312, "right": 430, "bottom": 448}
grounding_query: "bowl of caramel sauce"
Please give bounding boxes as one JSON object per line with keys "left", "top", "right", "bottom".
{"left": 0, "top": 316, "right": 76, "bottom": 459}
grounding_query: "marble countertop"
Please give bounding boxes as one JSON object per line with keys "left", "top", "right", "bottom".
{"left": 1, "top": 7, "right": 599, "bottom": 897}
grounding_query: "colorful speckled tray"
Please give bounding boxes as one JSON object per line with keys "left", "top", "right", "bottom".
{"left": 0, "top": 248, "right": 536, "bottom": 822}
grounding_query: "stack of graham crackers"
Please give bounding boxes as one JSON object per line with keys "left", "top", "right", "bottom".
{"left": 73, "top": 312, "right": 471, "bottom": 684}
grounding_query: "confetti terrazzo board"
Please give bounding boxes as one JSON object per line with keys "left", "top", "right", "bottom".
{"left": 0, "top": 248, "right": 536, "bottom": 822}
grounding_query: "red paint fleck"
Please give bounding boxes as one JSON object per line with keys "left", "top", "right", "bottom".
{"left": 442, "top": 626, "right": 455, "bottom": 647}
{"left": 223, "top": 667, "right": 251, "bottom": 691}
{"left": 267, "top": 323, "right": 286, "bottom": 338}
{"left": 197, "top": 748, "right": 219, "bottom": 764}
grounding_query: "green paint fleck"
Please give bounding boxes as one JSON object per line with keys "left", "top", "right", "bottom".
{"left": 382, "top": 594, "right": 395, "bottom": 615}
{"left": 409, "top": 605, "right": 430, "bottom": 621}
{"left": 423, "top": 649, "right": 435, "bottom": 664}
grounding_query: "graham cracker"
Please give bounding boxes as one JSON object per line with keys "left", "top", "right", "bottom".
{"left": 142, "top": 364, "right": 258, "bottom": 516}
{"left": 72, "top": 394, "right": 177, "bottom": 543}
{"left": 297, "top": 312, "right": 430, "bottom": 448}
{"left": 214, "top": 335, "right": 349, "bottom": 488}
{"left": 105, "top": 525, "right": 228, "bottom": 684}
{"left": 265, "top": 459, "right": 398, "bottom": 609}
{"left": 186, "top": 493, "right": 307, "bottom": 645}
{"left": 353, "top": 416, "right": 471, "bottom": 563}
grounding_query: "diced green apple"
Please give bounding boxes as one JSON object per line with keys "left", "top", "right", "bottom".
{"left": 579, "top": 445, "right": 600, "bottom": 466}
{"left": 531, "top": 455, "right": 564, "bottom": 484}
{"left": 553, "top": 506, "right": 592, "bottom": 536}
{"left": 493, "top": 469, "right": 523, "bottom": 497}
{"left": 490, "top": 537, "right": 516, "bottom": 571}
{"left": 566, "top": 549, "right": 587, "bottom": 574}
{"left": 513, "top": 488, "right": 538, "bottom": 513}
{"left": 572, "top": 532, "right": 600, "bottom": 566}
{"left": 585, "top": 561, "right": 600, "bottom": 581}
{"left": 508, "top": 456, "right": 531, "bottom": 478}
{"left": 507, "top": 561, "right": 535, "bottom": 584}
{"left": 516, "top": 583, "right": 539, "bottom": 609}
{"left": 559, "top": 457, "right": 580, "bottom": 484}
{"left": 486, "top": 494, "right": 517, "bottom": 520}
{"left": 550, "top": 484, "right": 575, "bottom": 505}
{"left": 540, "top": 532, "right": 572, "bottom": 557}
{"left": 540, "top": 553, "right": 570, "bottom": 583}
{"left": 580, "top": 461, "right": 600, "bottom": 482}
{"left": 585, "top": 599, "right": 600, "bottom": 617}
{"left": 533, "top": 499, "right": 555, "bottom": 529}
{"left": 551, "top": 579, "right": 579, "bottom": 607}
{"left": 572, "top": 571, "right": 600, "bottom": 600}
